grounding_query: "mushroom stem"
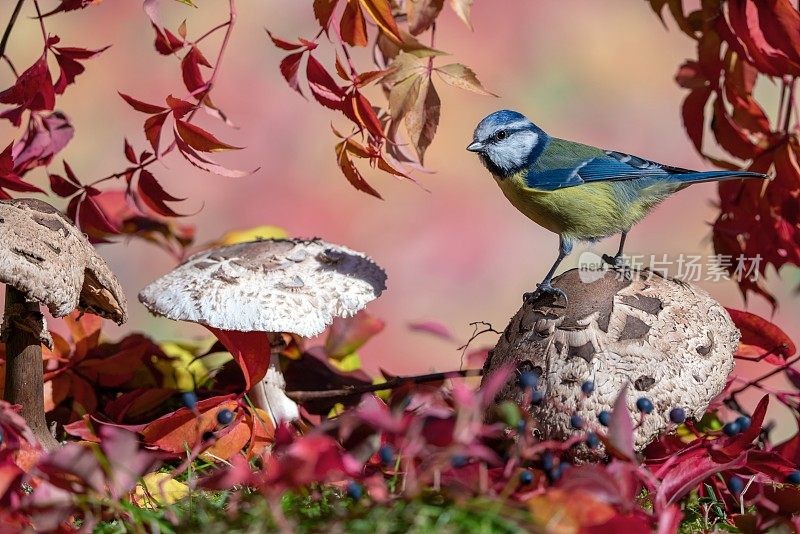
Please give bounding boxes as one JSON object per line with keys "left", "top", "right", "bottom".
{"left": 285, "top": 368, "right": 483, "bottom": 402}
{"left": 250, "top": 353, "right": 300, "bottom": 425}
{"left": 2, "top": 287, "right": 59, "bottom": 450}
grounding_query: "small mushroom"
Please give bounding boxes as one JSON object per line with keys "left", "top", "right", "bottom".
{"left": 138, "top": 238, "right": 386, "bottom": 424}
{"left": 482, "top": 268, "right": 739, "bottom": 456}
{"left": 0, "top": 199, "right": 128, "bottom": 449}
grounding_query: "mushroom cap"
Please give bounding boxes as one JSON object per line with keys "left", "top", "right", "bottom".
{"left": 0, "top": 198, "right": 128, "bottom": 324}
{"left": 138, "top": 238, "right": 387, "bottom": 337}
{"left": 482, "top": 268, "right": 739, "bottom": 455}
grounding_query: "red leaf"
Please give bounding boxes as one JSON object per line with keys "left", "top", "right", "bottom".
{"left": 144, "top": 112, "right": 169, "bottom": 154}
{"left": 604, "top": 384, "right": 635, "bottom": 461}
{"left": 725, "top": 308, "right": 796, "bottom": 363}
{"left": 324, "top": 311, "right": 385, "bottom": 359}
{"left": 123, "top": 138, "right": 137, "bottom": 164}
{"left": 0, "top": 55, "right": 55, "bottom": 126}
{"left": 48, "top": 174, "right": 80, "bottom": 197}
{"left": 655, "top": 447, "right": 747, "bottom": 511}
{"left": 307, "top": 55, "right": 346, "bottom": 110}
{"left": 266, "top": 30, "right": 314, "bottom": 51}
{"left": 13, "top": 111, "right": 74, "bottom": 175}
{"left": 50, "top": 44, "right": 109, "bottom": 94}
{"left": 680, "top": 86, "right": 711, "bottom": 151}
{"left": 78, "top": 192, "right": 120, "bottom": 235}
{"left": 352, "top": 92, "right": 385, "bottom": 138}
{"left": 165, "top": 95, "right": 195, "bottom": 119}
{"left": 341, "top": 0, "right": 368, "bottom": 47}
{"left": 335, "top": 141, "right": 382, "bottom": 198}
{"left": 175, "top": 120, "right": 241, "bottom": 152}
{"left": 712, "top": 395, "right": 769, "bottom": 460}
{"left": 136, "top": 169, "right": 185, "bottom": 217}
{"left": 181, "top": 46, "right": 211, "bottom": 95}
{"left": 118, "top": 92, "right": 167, "bottom": 114}
{"left": 407, "top": 321, "right": 454, "bottom": 341}
{"left": 711, "top": 94, "right": 759, "bottom": 160}
{"left": 141, "top": 395, "right": 238, "bottom": 454}
{"left": 279, "top": 52, "right": 305, "bottom": 96}
{"left": 153, "top": 25, "right": 184, "bottom": 55}
{"left": 206, "top": 328, "right": 271, "bottom": 391}
{"left": 175, "top": 136, "right": 254, "bottom": 177}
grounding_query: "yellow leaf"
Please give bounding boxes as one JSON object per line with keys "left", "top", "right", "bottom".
{"left": 449, "top": 0, "right": 473, "bottom": 29}
{"left": 156, "top": 340, "right": 212, "bottom": 391}
{"left": 359, "top": 0, "right": 402, "bottom": 42}
{"left": 215, "top": 225, "right": 288, "bottom": 245}
{"left": 329, "top": 352, "right": 362, "bottom": 372}
{"left": 133, "top": 473, "right": 190, "bottom": 508}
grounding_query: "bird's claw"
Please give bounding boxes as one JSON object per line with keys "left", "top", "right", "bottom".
{"left": 523, "top": 282, "right": 568, "bottom": 305}
{"left": 602, "top": 254, "right": 626, "bottom": 270}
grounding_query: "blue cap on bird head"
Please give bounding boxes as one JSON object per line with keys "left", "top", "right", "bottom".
{"left": 467, "top": 110, "right": 547, "bottom": 178}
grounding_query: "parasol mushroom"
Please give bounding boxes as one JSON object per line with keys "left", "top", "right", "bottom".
{"left": 138, "top": 238, "right": 386, "bottom": 425}
{"left": 0, "top": 198, "right": 128, "bottom": 449}
{"left": 482, "top": 268, "right": 739, "bottom": 457}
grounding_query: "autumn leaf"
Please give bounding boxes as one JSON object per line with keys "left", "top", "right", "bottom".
{"left": 175, "top": 120, "right": 242, "bottom": 152}
{"left": 359, "top": 0, "right": 402, "bottom": 43}
{"left": 435, "top": 63, "right": 495, "bottom": 95}
{"left": 341, "top": 0, "right": 369, "bottom": 47}
{"left": 324, "top": 311, "right": 385, "bottom": 359}
{"left": 336, "top": 141, "right": 383, "bottom": 198}
{"left": 449, "top": 0, "right": 474, "bottom": 29}
{"left": 407, "top": 0, "right": 445, "bottom": 35}
{"left": 725, "top": 308, "right": 796, "bottom": 363}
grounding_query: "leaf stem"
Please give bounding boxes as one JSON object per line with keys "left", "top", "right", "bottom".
{"left": 729, "top": 353, "right": 800, "bottom": 396}
{"left": 285, "top": 368, "right": 483, "bottom": 402}
{"left": 0, "top": 0, "right": 25, "bottom": 59}
{"left": 783, "top": 76, "right": 796, "bottom": 134}
{"left": 31, "top": 0, "right": 46, "bottom": 44}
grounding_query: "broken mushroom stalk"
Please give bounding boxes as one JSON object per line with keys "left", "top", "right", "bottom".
{"left": 482, "top": 267, "right": 739, "bottom": 459}
{"left": 138, "top": 237, "right": 387, "bottom": 425}
{"left": 0, "top": 199, "right": 128, "bottom": 450}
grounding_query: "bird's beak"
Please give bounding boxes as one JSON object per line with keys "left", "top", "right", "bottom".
{"left": 466, "top": 141, "right": 483, "bottom": 153}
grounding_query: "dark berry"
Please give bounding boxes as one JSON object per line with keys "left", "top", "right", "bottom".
{"left": 217, "top": 409, "right": 234, "bottom": 425}
{"left": 451, "top": 455, "right": 468, "bottom": 468}
{"left": 636, "top": 397, "right": 654, "bottom": 414}
{"left": 723, "top": 421, "right": 741, "bottom": 436}
{"left": 581, "top": 381, "right": 595, "bottom": 395}
{"left": 516, "top": 420, "right": 526, "bottom": 433}
{"left": 727, "top": 476, "right": 744, "bottom": 494}
{"left": 181, "top": 391, "right": 197, "bottom": 409}
{"left": 540, "top": 452, "right": 554, "bottom": 471}
{"left": 518, "top": 371, "right": 539, "bottom": 390}
{"left": 531, "top": 391, "right": 544, "bottom": 406}
{"left": 787, "top": 470, "right": 800, "bottom": 484}
{"left": 598, "top": 410, "right": 611, "bottom": 427}
{"left": 669, "top": 407, "right": 686, "bottom": 424}
{"left": 346, "top": 481, "right": 362, "bottom": 500}
{"left": 735, "top": 416, "right": 751, "bottom": 432}
{"left": 585, "top": 432, "right": 600, "bottom": 449}
{"left": 0, "top": 428, "right": 4, "bottom": 445}
{"left": 519, "top": 470, "right": 533, "bottom": 485}
{"left": 570, "top": 414, "right": 584, "bottom": 430}
{"left": 378, "top": 444, "right": 395, "bottom": 466}
{"left": 201, "top": 430, "right": 215, "bottom": 442}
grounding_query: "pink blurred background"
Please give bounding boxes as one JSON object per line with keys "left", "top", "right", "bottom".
{"left": 2, "top": 1, "right": 798, "bottom": 434}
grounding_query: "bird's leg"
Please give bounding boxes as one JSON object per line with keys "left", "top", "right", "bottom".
{"left": 602, "top": 230, "right": 628, "bottom": 268}
{"left": 524, "top": 236, "right": 572, "bottom": 305}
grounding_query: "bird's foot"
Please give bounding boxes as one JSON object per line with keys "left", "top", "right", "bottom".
{"left": 523, "top": 281, "right": 568, "bottom": 305}
{"left": 602, "top": 253, "right": 627, "bottom": 269}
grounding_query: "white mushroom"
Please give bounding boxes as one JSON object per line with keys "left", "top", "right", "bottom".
{"left": 0, "top": 198, "right": 128, "bottom": 449}
{"left": 482, "top": 268, "right": 739, "bottom": 457}
{"left": 138, "top": 238, "right": 387, "bottom": 424}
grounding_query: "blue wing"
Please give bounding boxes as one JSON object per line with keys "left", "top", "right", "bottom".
{"left": 525, "top": 139, "right": 767, "bottom": 191}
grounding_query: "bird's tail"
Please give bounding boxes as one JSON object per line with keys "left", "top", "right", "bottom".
{"left": 673, "top": 170, "right": 769, "bottom": 186}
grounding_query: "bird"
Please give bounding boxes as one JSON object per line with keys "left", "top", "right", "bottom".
{"left": 467, "top": 110, "right": 769, "bottom": 304}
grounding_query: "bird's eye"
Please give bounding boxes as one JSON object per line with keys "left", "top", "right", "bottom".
{"left": 495, "top": 130, "right": 507, "bottom": 141}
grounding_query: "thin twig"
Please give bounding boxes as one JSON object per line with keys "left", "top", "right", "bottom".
{"left": 783, "top": 77, "right": 796, "bottom": 134}
{"left": 729, "top": 353, "right": 800, "bottom": 396}
{"left": 31, "top": 0, "right": 46, "bottom": 43}
{"left": 0, "top": 0, "right": 25, "bottom": 59}
{"left": 285, "top": 368, "right": 483, "bottom": 402}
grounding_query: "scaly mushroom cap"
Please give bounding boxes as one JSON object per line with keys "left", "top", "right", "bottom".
{"left": 138, "top": 238, "right": 387, "bottom": 337}
{"left": 482, "top": 268, "right": 739, "bottom": 455}
{"left": 0, "top": 199, "right": 128, "bottom": 324}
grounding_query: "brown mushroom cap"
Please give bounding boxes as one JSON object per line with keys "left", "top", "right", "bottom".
{"left": 482, "top": 268, "right": 739, "bottom": 455}
{"left": 0, "top": 199, "right": 127, "bottom": 324}
{"left": 138, "top": 238, "right": 387, "bottom": 337}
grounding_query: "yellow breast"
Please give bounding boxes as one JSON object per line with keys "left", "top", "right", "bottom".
{"left": 494, "top": 171, "right": 627, "bottom": 240}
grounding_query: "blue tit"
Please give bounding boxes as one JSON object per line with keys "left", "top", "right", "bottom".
{"left": 467, "top": 110, "right": 768, "bottom": 303}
